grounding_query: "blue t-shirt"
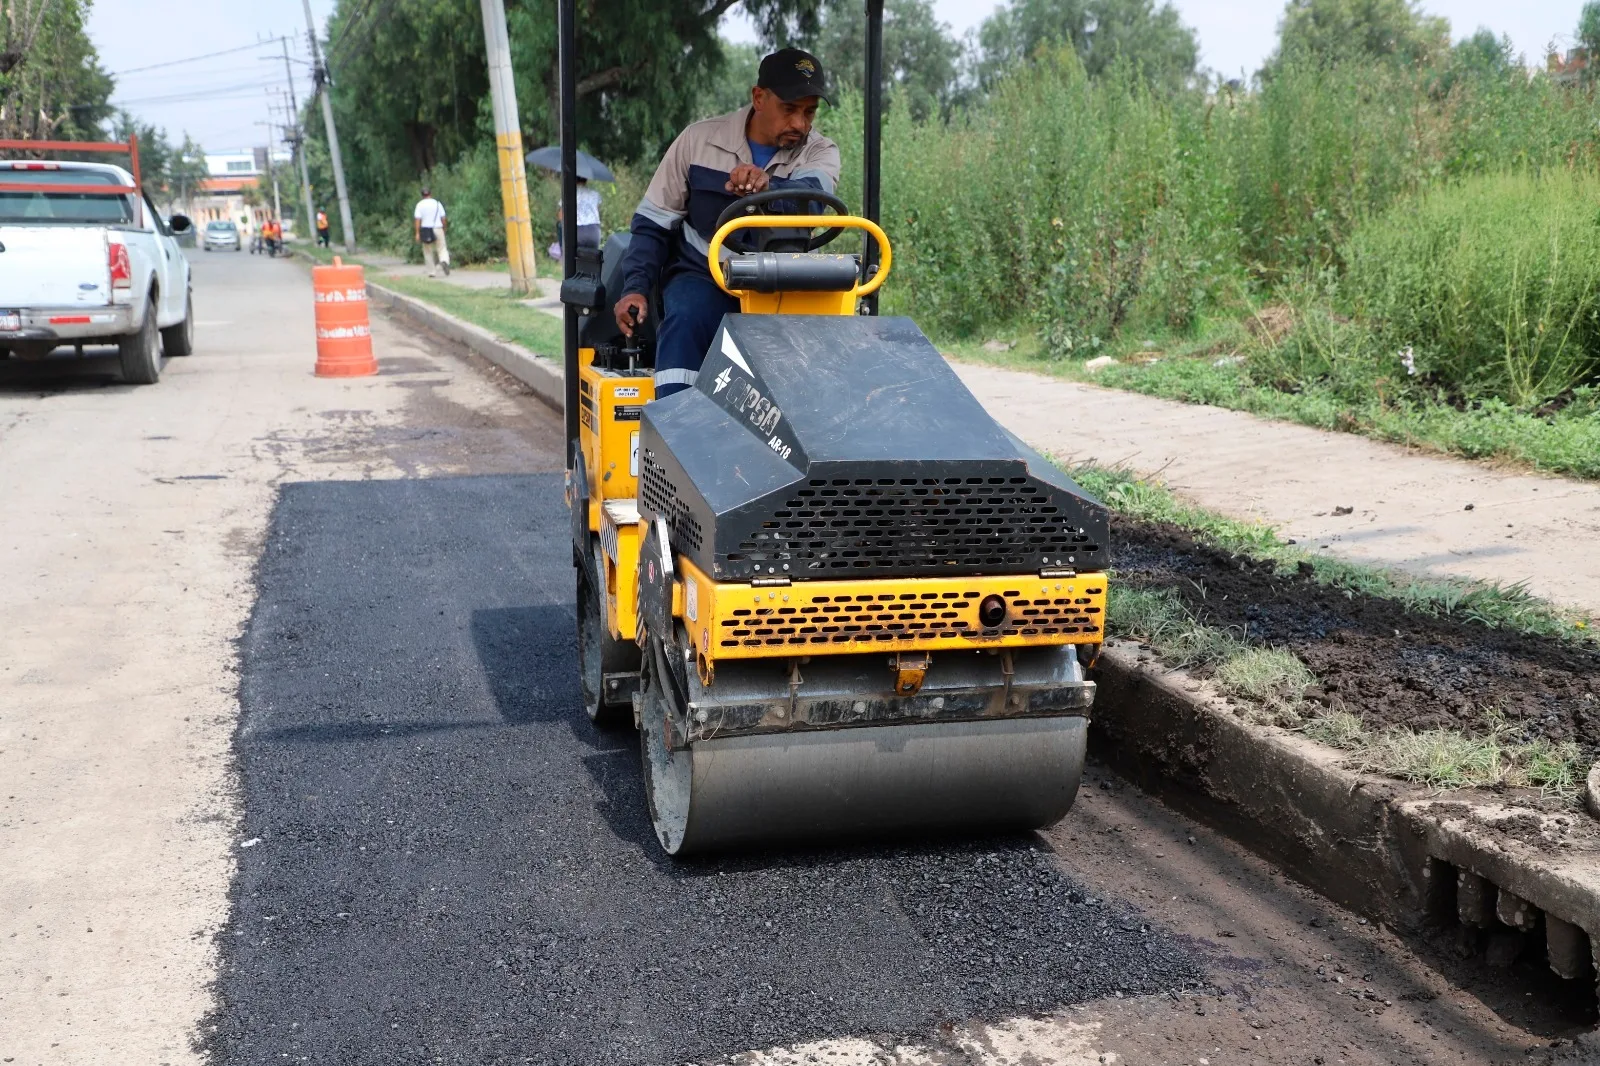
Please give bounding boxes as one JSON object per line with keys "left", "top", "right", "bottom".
{"left": 748, "top": 140, "right": 778, "bottom": 169}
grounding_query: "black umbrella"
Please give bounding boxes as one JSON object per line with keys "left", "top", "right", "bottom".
{"left": 525, "top": 146, "right": 615, "bottom": 183}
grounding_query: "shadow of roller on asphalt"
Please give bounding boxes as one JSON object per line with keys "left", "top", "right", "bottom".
{"left": 211, "top": 473, "right": 1212, "bottom": 1066}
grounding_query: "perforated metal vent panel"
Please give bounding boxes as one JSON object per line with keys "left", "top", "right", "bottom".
{"left": 729, "top": 476, "right": 1100, "bottom": 577}
{"left": 699, "top": 576, "right": 1107, "bottom": 657}
{"left": 638, "top": 449, "right": 704, "bottom": 554}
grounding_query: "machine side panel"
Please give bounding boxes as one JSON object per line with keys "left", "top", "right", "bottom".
{"left": 637, "top": 391, "right": 804, "bottom": 576}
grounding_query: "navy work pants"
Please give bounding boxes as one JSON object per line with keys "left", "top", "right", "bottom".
{"left": 653, "top": 273, "right": 739, "bottom": 398}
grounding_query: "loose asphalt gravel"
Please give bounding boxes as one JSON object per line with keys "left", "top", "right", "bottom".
{"left": 209, "top": 473, "right": 1207, "bottom": 1065}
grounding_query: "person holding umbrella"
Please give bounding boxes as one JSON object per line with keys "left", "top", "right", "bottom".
{"left": 527, "top": 146, "right": 612, "bottom": 258}
{"left": 557, "top": 178, "right": 602, "bottom": 252}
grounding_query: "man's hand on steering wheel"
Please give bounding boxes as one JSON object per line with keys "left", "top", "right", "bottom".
{"left": 715, "top": 187, "right": 850, "bottom": 254}
{"left": 726, "top": 164, "right": 771, "bottom": 197}
{"left": 614, "top": 293, "right": 649, "bottom": 337}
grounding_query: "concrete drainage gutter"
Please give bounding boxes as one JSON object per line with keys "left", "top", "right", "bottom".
{"left": 1093, "top": 642, "right": 1600, "bottom": 999}
{"left": 365, "top": 280, "right": 564, "bottom": 413}
{"left": 357, "top": 276, "right": 1600, "bottom": 1008}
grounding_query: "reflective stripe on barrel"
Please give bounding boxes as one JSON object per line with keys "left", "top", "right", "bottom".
{"left": 312, "top": 256, "right": 376, "bottom": 377}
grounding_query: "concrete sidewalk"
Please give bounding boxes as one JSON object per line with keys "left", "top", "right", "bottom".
{"left": 954, "top": 361, "right": 1600, "bottom": 617}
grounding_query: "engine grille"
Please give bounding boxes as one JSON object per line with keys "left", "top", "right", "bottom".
{"left": 638, "top": 449, "right": 704, "bottom": 553}
{"left": 730, "top": 477, "right": 1100, "bottom": 576}
{"left": 714, "top": 583, "right": 1105, "bottom": 651}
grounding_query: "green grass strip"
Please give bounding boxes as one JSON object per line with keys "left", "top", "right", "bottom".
{"left": 377, "top": 275, "right": 565, "bottom": 358}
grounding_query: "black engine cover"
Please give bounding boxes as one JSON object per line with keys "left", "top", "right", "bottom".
{"left": 637, "top": 314, "right": 1110, "bottom": 582}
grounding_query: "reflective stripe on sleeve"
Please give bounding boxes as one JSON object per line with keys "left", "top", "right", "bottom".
{"left": 635, "top": 197, "right": 683, "bottom": 229}
{"left": 654, "top": 368, "right": 698, "bottom": 388}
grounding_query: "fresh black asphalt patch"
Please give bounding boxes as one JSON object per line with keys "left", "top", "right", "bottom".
{"left": 211, "top": 473, "right": 1207, "bottom": 1065}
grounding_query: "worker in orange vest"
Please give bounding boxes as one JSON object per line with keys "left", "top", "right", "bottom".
{"left": 316, "top": 209, "right": 330, "bottom": 248}
{"left": 263, "top": 217, "right": 282, "bottom": 257}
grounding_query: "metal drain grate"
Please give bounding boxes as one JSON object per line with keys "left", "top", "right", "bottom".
{"left": 732, "top": 477, "right": 1100, "bottom": 576}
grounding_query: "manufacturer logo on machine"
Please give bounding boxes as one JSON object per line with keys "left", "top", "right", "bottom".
{"left": 720, "top": 330, "right": 751, "bottom": 373}
{"left": 729, "top": 379, "right": 782, "bottom": 436}
{"left": 715, "top": 330, "right": 781, "bottom": 434}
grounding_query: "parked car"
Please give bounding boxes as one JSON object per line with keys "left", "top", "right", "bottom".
{"left": 0, "top": 147, "right": 194, "bottom": 385}
{"left": 203, "top": 219, "right": 240, "bottom": 251}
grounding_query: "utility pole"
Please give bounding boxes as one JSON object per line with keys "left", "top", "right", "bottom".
{"left": 280, "top": 40, "right": 316, "bottom": 243}
{"left": 255, "top": 120, "right": 285, "bottom": 224}
{"left": 301, "top": 0, "right": 356, "bottom": 253}
{"left": 479, "top": 0, "right": 537, "bottom": 294}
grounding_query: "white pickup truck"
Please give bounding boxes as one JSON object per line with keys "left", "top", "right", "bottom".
{"left": 0, "top": 157, "right": 195, "bottom": 384}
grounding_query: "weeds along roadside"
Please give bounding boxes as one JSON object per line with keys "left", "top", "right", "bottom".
{"left": 1072, "top": 462, "right": 1594, "bottom": 793}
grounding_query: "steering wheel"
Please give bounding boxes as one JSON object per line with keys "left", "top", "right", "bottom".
{"left": 713, "top": 187, "right": 849, "bottom": 254}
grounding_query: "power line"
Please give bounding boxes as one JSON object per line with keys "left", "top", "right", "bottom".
{"left": 112, "top": 81, "right": 286, "bottom": 108}
{"left": 112, "top": 38, "right": 287, "bottom": 78}
{"left": 326, "top": 0, "right": 379, "bottom": 61}
{"left": 328, "top": 0, "right": 402, "bottom": 69}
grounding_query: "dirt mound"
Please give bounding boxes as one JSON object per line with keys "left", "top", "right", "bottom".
{"left": 1113, "top": 518, "right": 1600, "bottom": 753}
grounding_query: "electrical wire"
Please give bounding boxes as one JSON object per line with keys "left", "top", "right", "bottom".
{"left": 111, "top": 80, "right": 285, "bottom": 108}
{"left": 325, "top": 0, "right": 379, "bottom": 61}
{"left": 327, "top": 0, "right": 402, "bottom": 69}
{"left": 111, "top": 38, "right": 287, "bottom": 78}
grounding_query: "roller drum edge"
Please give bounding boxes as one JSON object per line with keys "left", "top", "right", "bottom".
{"left": 643, "top": 714, "right": 1088, "bottom": 856}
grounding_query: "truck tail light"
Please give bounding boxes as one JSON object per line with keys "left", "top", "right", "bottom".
{"left": 109, "top": 241, "right": 131, "bottom": 290}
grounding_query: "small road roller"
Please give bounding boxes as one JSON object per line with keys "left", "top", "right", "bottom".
{"left": 553, "top": 2, "right": 1110, "bottom": 856}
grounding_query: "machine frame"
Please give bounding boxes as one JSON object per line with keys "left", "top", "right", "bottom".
{"left": 555, "top": 1, "right": 1109, "bottom": 855}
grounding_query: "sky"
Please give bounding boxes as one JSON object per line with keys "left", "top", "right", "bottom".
{"left": 90, "top": 0, "right": 1586, "bottom": 155}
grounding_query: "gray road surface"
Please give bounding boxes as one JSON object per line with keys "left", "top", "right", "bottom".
{"left": 1, "top": 248, "right": 1588, "bottom": 1066}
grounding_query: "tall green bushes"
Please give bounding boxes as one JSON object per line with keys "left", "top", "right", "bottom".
{"left": 827, "top": 49, "right": 1600, "bottom": 366}
{"left": 1344, "top": 172, "right": 1600, "bottom": 405}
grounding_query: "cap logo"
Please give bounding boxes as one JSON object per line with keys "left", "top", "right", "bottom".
{"left": 795, "top": 58, "right": 816, "bottom": 76}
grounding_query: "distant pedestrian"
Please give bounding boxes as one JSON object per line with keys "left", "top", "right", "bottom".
{"left": 263, "top": 217, "right": 282, "bottom": 257}
{"left": 413, "top": 187, "right": 450, "bottom": 277}
{"left": 553, "top": 177, "right": 603, "bottom": 260}
{"left": 316, "top": 209, "right": 330, "bottom": 248}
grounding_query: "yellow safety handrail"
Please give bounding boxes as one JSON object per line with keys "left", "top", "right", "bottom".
{"left": 707, "top": 214, "right": 892, "bottom": 299}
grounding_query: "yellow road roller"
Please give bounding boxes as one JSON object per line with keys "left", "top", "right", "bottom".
{"left": 553, "top": 2, "right": 1110, "bottom": 856}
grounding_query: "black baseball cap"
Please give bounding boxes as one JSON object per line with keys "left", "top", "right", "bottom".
{"left": 758, "top": 48, "right": 832, "bottom": 105}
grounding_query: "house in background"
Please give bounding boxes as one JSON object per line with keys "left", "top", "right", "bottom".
{"left": 182, "top": 148, "right": 297, "bottom": 237}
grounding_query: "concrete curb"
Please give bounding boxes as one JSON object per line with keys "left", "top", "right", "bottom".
{"left": 1093, "top": 642, "right": 1600, "bottom": 991}
{"left": 364, "top": 281, "right": 564, "bottom": 412}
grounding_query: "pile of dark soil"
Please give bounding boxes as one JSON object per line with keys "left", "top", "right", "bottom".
{"left": 1112, "top": 518, "right": 1600, "bottom": 756}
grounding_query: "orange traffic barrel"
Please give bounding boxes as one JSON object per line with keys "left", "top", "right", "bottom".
{"left": 312, "top": 256, "right": 376, "bottom": 377}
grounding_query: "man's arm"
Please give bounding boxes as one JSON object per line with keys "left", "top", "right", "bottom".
{"left": 616, "top": 132, "right": 691, "bottom": 334}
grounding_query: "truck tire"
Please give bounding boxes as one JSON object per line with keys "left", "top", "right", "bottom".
{"left": 161, "top": 292, "right": 194, "bottom": 357}
{"left": 119, "top": 301, "right": 161, "bottom": 385}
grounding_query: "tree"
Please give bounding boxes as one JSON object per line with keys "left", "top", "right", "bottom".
{"left": 974, "top": 0, "right": 1199, "bottom": 94}
{"left": 693, "top": 41, "right": 763, "bottom": 119}
{"left": 1263, "top": 0, "right": 1449, "bottom": 76}
{"left": 0, "top": 0, "right": 113, "bottom": 140}
{"left": 1577, "top": 3, "right": 1600, "bottom": 80}
{"left": 309, "top": 0, "right": 830, "bottom": 243}
{"left": 807, "top": 0, "right": 962, "bottom": 122}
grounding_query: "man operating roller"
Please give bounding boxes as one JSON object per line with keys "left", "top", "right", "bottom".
{"left": 613, "top": 48, "right": 841, "bottom": 397}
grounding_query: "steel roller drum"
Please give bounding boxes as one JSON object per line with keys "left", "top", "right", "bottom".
{"left": 641, "top": 713, "right": 1088, "bottom": 855}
